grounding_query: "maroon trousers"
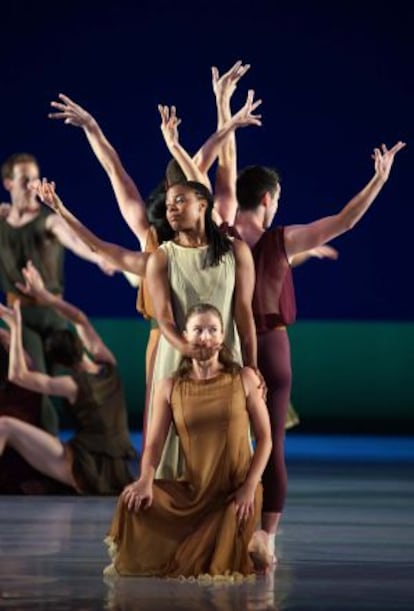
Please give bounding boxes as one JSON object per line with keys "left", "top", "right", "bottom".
{"left": 257, "top": 327, "right": 292, "bottom": 513}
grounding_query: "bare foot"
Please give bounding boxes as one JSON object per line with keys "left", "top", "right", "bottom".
{"left": 248, "top": 530, "right": 273, "bottom": 574}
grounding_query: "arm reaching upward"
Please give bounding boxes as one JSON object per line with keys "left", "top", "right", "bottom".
{"left": 0, "top": 300, "right": 78, "bottom": 402}
{"left": 32, "top": 179, "right": 148, "bottom": 277}
{"left": 158, "top": 104, "right": 209, "bottom": 188}
{"left": 49, "top": 93, "right": 150, "bottom": 248}
{"left": 16, "top": 260, "right": 116, "bottom": 365}
{"left": 284, "top": 141, "right": 406, "bottom": 260}
{"left": 158, "top": 96, "right": 261, "bottom": 193}
{"left": 210, "top": 60, "right": 251, "bottom": 224}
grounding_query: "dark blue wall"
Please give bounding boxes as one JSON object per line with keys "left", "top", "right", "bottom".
{"left": 2, "top": 0, "right": 412, "bottom": 320}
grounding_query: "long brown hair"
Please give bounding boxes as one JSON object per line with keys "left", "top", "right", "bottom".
{"left": 175, "top": 303, "right": 241, "bottom": 379}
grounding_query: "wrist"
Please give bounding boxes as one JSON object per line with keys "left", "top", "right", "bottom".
{"left": 243, "top": 477, "right": 257, "bottom": 491}
{"left": 138, "top": 471, "right": 154, "bottom": 485}
{"left": 373, "top": 172, "right": 387, "bottom": 185}
{"left": 36, "top": 289, "right": 54, "bottom": 305}
{"left": 84, "top": 116, "right": 98, "bottom": 133}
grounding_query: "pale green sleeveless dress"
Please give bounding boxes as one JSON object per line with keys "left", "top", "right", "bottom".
{"left": 150, "top": 241, "right": 242, "bottom": 479}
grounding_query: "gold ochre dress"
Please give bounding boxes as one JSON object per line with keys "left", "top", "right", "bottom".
{"left": 105, "top": 371, "right": 262, "bottom": 579}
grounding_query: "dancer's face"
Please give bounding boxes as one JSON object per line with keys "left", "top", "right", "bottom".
{"left": 6, "top": 161, "right": 40, "bottom": 196}
{"left": 184, "top": 311, "right": 224, "bottom": 353}
{"left": 165, "top": 185, "right": 207, "bottom": 231}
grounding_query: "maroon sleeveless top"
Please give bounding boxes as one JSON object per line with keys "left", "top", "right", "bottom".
{"left": 224, "top": 225, "right": 297, "bottom": 333}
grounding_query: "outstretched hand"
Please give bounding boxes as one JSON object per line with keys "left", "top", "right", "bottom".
{"left": 211, "top": 60, "right": 251, "bottom": 100}
{"left": 30, "top": 178, "right": 61, "bottom": 212}
{"left": 49, "top": 93, "right": 95, "bottom": 129}
{"left": 158, "top": 104, "right": 181, "bottom": 149}
{"left": 230, "top": 89, "right": 262, "bottom": 129}
{"left": 372, "top": 141, "right": 406, "bottom": 182}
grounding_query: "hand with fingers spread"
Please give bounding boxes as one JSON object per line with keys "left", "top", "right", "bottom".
{"left": 233, "top": 481, "right": 256, "bottom": 525}
{"left": 158, "top": 104, "right": 182, "bottom": 150}
{"left": 372, "top": 141, "right": 406, "bottom": 182}
{"left": 229, "top": 89, "right": 262, "bottom": 129}
{"left": 122, "top": 478, "right": 153, "bottom": 513}
{"left": 212, "top": 59, "right": 251, "bottom": 101}
{"left": 49, "top": 93, "right": 96, "bottom": 129}
{"left": 30, "top": 178, "right": 62, "bottom": 213}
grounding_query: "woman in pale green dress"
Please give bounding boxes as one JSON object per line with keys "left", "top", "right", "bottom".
{"left": 145, "top": 180, "right": 258, "bottom": 478}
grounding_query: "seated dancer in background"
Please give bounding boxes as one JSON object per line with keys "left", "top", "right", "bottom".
{"left": 0, "top": 262, "right": 136, "bottom": 495}
{"left": 223, "top": 140, "right": 405, "bottom": 562}
{"left": 104, "top": 303, "right": 272, "bottom": 579}
{"left": 0, "top": 329, "right": 71, "bottom": 494}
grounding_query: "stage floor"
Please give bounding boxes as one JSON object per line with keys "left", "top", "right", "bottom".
{"left": 0, "top": 461, "right": 413, "bottom": 610}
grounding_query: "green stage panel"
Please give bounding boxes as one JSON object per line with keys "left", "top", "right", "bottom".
{"left": 92, "top": 318, "right": 413, "bottom": 425}
{"left": 2, "top": 317, "right": 413, "bottom": 428}
{"left": 288, "top": 321, "right": 414, "bottom": 419}
{"left": 91, "top": 317, "right": 150, "bottom": 428}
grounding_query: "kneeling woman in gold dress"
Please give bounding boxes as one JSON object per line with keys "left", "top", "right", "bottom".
{"left": 105, "top": 303, "right": 272, "bottom": 579}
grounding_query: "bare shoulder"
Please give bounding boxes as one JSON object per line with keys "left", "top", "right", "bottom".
{"left": 147, "top": 245, "right": 168, "bottom": 269}
{"left": 232, "top": 237, "right": 251, "bottom": 260}
{"left": 240, "top": 366, "right": 260, "bottom": 393}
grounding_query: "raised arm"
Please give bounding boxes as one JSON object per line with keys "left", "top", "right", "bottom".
{"left": 210, "top": 60, "right": 250, "bottom": 224}
{"left": 158, "top": 105, "right": 209, "bottom": 188}
{"left": 191, "top": 90, "right": 262, "bottom": 185}
{"left": 17, "top": 260, "right": 116, "bottom": 365}
{"left": 33, "top": 179, "right": 148, "bottom": 277}
{"left": 122, "top": 377, "right": 173, "bottom": 511}
{"left": 49, "top": 94, "right": 150, "bottom": 247}
{"left": 232, "top": 239, "right": 258, "bottom": 369}
{"left": 159, "top": 97, "right": 261, "bottom": 197}
{"left": 284, "top": 141, "right": 406, "bottom": 260}
{"left": 0, "top": 300, "right": 78, "bottom": 402}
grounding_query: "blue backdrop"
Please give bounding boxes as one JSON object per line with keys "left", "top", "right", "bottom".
{"left": 2, "top": 0, "right": 412, "bottom": 321}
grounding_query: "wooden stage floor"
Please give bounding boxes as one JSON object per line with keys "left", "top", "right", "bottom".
{"left": 0, "top": 461, "right": 413, "bottom": 610}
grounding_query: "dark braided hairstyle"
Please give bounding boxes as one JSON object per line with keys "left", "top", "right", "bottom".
{"left": 145, "top": 181, "right": 174, "bottom": 244}
{"left": 175, "top": 180, "right": 232, "bottom": 268}
{"left": 144, "top": 158, "right": 186, "bottom": 245}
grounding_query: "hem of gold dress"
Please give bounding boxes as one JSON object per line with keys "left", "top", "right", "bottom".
{"left": 103, "top": 535, "right": 120, "bottom": 577}
{"left": 103, "top": 536, "right": 256, "bottom": 583}
{"left": 167, "top": 571, "right": 256, "bottom": 584}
